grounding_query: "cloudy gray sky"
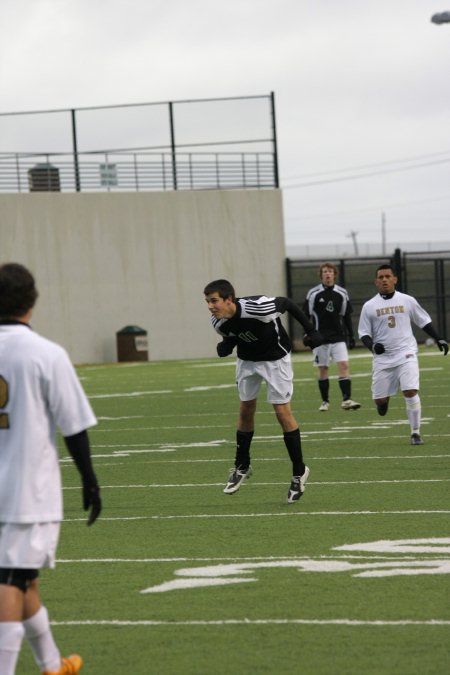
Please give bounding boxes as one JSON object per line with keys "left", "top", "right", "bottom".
{"left": 1, "top": 0, "right": 449, "bottom": 254}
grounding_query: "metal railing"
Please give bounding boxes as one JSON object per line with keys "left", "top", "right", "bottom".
{"left": 286, "top": 249, "right": 450, "bottom": 346}
{"left": 0, "top": 93, "right": 279, "bottom": 193}
{"left": 0, "top": 150, "right": 276, "bottom": 192}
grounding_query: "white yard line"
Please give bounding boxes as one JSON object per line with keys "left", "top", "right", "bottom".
{"left": 62, "top": 477, "right": 450, "bottom": 490}
{"left": 62, "top": 509, "right": 450, "bottom": 523}
{"left": 49, "top": 618, "right": 450, "bottom": 626}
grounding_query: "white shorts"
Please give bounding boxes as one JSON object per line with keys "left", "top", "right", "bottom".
{"left": 313, "top": 341, "right": 348, "bottom": 367}
{"left": 372, "top": 358, "right": 420, "bottom": 399}
{"left": 236, "top": 354, "right": 293, "bottom": 404}
{"left": 0, "top": 522, "right": 60, "bottom": 569}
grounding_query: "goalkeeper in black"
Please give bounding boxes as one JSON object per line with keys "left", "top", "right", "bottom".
{"left": 204, "top": 278, "right": 322, "bottom": 504}
{"left": 303, "top": 262, "right": 361, "bottom": 412}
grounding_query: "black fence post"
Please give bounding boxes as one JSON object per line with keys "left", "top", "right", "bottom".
{"left": 71, "top": 109, "right": 80, "bottom": 192}
{"left": 168, "top": 101, "right": 177, "bottom": 190}
{"left": 392, "top": 248, "right": 403, "bottom": 291}
{"left": 270, "top": 92, "right": 279, "bottom": 189}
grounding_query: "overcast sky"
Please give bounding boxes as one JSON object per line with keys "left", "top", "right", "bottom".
{"left": 1, "top": 0, "right": 449, "bottom": 254}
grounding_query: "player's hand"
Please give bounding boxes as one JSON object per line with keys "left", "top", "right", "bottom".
{"left": 348, "top": 337, "right": 356, "bottom": 349}
{"left": 82, "top": 478, "right": 101, "bottom": 526}
{"left": 437, "top": 339, "right": 449, "bottom": 356}
{"left": 303, "top": 330, "right": 323, "bottom": 349}
{"left": 373, "top": 343, "right": 385, "bottom": 355}
{"left": 217, "top": 340, "right": 235, "bottom": 357}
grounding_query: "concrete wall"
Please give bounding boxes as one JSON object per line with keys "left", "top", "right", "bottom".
{"left": 0, "top": 190, "right": 286, "bottom": 363}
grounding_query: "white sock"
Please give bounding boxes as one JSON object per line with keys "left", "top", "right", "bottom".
{"left": 405, "top": 394, "right": 421, "bottom": 433}
{"left": 0, "top": 621, "right": 25, "bottom": 675}
{"left": 23, "top": 606, "right": 61, "bottom": 671}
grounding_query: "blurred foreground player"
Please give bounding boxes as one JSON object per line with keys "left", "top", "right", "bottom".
{"left": 0, "top": 263, "right": 101, "bottom": 675}
{"left": 204, "top": 279, "right": 322, "bottom": 503}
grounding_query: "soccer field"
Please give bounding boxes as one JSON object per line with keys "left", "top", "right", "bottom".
{"left": 17, "top": 348, "right": 450, "bottom": 674}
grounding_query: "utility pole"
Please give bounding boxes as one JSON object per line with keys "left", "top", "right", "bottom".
{"left": 346, "top": 230, "right": 359, "bottom": 256}
{"left": 381, "top": 211, "right": 386, "bottom": 256}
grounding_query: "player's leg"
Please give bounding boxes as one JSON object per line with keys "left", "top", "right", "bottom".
{"left": 399, "top": 359, "right": 422, "bottom": 444}
{"left": 266, "top": 356, "right": 309, "bottom": 502}
{"left": 223, "top": 360, "right": 259, "bottom": 494}
{"left": 23, "top": 577, "right": 65, "bottom": 674}
{"left": 315, "top": 345, "right": 331, "bottom": 410}
{"left": 334, "top": 343, "right": 360, "bottom": 410}
{"left": 372, "top": 365, "right": 396, "bottom": 416}
{"left": 0, "top": 578, "right": 26, "bottom": 675}
{"left": 236, "top": 398, "right": 256, "bottom": 469}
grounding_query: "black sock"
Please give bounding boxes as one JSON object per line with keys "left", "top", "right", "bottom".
{"left": 339, "top": 377, "right": 351, "bottom": 401}
{"left": 283, "top": 428, "right": 305, "bottom": 476}
{"left": 318, "top": 378, "right": 329, "bottom": 402}
{"left": 235, "top": 430, "right": 253, "bottom": 469}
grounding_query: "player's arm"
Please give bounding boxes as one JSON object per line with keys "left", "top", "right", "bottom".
{"left": 276, "top": 297, "right": 323, "bottom": 348}
{"left": 422, "top": 323, "right": 448, "bottom": 355}
{"left": 216, "top": 335, "right": 238, "bottom": 357}
{"left": 360, "top": 335, "right": 385, "bottom": 354}
{"left": 343, "top": 305, "right": 356, "bottom": 349}
{"left": 301, "top": 297, "right": 311, "bottom": 319}
{"left": 64, "top": 430, "right": 101, "bottom": 525}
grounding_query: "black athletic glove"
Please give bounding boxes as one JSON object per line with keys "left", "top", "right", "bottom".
{"left": 64, "top": 430, "right": 102, "bottom": 526}
{"left": 82, "top": 478, "right": 102, "bottom": 526}
{"left": 373, "top": 343, "right": 385, "bottom": 355}
{"left": 216, "top": 338, "right": 236, "bottom": 357}
{"left": 348, "top": 337, "right": 356, "bottom": 349}
{"left": 437, "top": 339, "right": 449, "bottom": 356}
{"left": 303, "top": 330, "right": 324, "bottom": 349}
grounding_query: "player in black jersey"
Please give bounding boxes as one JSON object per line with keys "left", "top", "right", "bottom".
{"left": 303, "top": 262, "right": 360, "bottom": 412}
{"left": 204, "top": 279, "right": 322, "bottom": 503}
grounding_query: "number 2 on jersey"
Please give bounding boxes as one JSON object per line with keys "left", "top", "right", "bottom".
{"left": 0, "top": 375, "right": 10, "bottom": 429}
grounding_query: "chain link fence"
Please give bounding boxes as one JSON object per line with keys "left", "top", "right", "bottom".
{"left": 286, "top": 249, "right": 450, "bottom": 349}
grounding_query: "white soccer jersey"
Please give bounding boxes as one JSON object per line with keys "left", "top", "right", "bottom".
{"left": 358, "top": 291, "right": 431, "bottom": 368}
{"left": 0, "top": 324, "right": 97, "bottom": 523}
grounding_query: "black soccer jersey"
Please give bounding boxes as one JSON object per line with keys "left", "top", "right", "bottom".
{"left": 303, "top": 284, "right": 353, "bottom": 344}
{"left": 211, "top": 295, "right": 311, "bottom": 362}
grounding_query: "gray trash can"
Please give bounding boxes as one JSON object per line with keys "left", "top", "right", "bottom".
{"left": 116, "top": 325, "right": 148, "bottom": 362}
{"left": 28, "top": 163, "right": 61, "bottom": 191}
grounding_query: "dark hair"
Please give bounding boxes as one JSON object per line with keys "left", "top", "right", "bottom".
{"left": 376, "top": 264, "right": 396, "bottom": 275}
{"left": 0, "top": 263, "right": 39, "bottom": 318}
{"left": 203, "top": 279, "right": 236, "bottom": 301}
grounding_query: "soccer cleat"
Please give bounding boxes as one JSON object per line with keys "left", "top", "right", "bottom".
{"left": 341, "top": 399, "right": 361, "bottom": 410}
{"left": 287, "top": 466, "right": 310, "bottom": 503}
{"left": 410, "top": 433, "right": 424, "bottom": 446}
{"left": 42, "top": 654, "right": 83, "bottom": 675}
{"left": 223, "top": 465, "right": 253, "bottom": 494}
{"left": 377, "top": 401, "right": 389, "bottom": 416}
{"left": 319, "top": 401, "right": 329, "bottom": 412}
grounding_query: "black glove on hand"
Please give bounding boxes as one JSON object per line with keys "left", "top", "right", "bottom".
{"left": 437, "top": 339, "right": 449, "bottom": 356}
{"left": 82, "top": 477, "right": 101, "bottom": 526}
{"left": 348, "top": 337, "right": 356, "bottom": 349}
{"left": 217, "top": 339, "right": 235, "bottom": 357}
{"left": 373, "top": 343, "right": 385, "bottom": 355}
{"left": 303, "top": 330, "right": 324, "bottom": 349}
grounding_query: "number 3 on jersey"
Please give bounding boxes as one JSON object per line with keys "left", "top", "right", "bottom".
{"left": 0, "top": 375, "right": 10, "bottom": 429}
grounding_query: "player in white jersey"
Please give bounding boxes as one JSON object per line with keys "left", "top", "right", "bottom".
{"left": 0, "top": 263, "right": 101, "bottom": 675}
{"left": 358, "top": 264, "right": 448, "bottom": 445}
{"left": 204, "top": 279, "right": 323, "bottom": 503}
